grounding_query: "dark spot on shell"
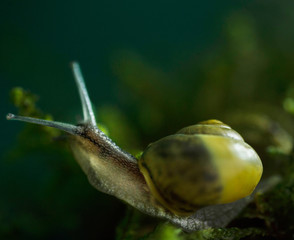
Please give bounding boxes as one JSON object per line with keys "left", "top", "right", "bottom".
{"left": 158, "top": 151, "right": 169, "bottom": 158}
{"left": 213, "top": 185, "right": 223, "bottom": 193}
{"left": 180, "top": 143, "right": 208, "bottom": 160}
{"left": 196, "top": 185, "right": 207, "bottom": 195}
{"left": 202, "top": 171, "right": 218, "bottom": 182}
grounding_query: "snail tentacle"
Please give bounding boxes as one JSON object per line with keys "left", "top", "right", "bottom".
{"left": 71, "top": 61, "right": 97, "bottom": 127}
{"left": 6, "top": 113, "right": 81, "bottom": 135}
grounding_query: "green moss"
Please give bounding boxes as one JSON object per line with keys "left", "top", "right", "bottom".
{"left": 140, "top": 225, "right": 264, "bottom": 240}
{"left": 283, "top": 97, "right": 294, "bottom": 115}
{"left": 10, "top": 87, "right": 61, "bottom": 142}
{"left": 135, "top": 151, "right": 143, "bottom": 159}
{"left": 144, "top": 223, "right": 182, "bottom": 240}
{"left": 97, "top": 123, "right": 110, "bottom": 136}
{"left": 185, "top": 227, "right": 265, "bottom": 240}
{"left": 254, "top": 158, "right": 294, "bottom": 238}
{"left": 10, "top": 87, "right": 39, "bottom": 117}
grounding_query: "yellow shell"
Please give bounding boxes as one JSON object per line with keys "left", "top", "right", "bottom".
{"left": 139, "top": 120, "right": 263, "bottom": 216}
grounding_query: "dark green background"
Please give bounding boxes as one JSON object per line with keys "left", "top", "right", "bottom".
{"left": 1, "top": 1, "right": 294, "bottom": 239}
{"left": 1, "top": 1, "right": 238, "bottom": 152}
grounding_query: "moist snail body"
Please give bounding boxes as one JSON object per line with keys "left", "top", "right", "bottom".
{"left": 7, "top": 63, "right": 263, "bottom": 231}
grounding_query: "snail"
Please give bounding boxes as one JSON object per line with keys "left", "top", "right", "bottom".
{"left": 6, "top": 62, "right": 263, "bottom": 232}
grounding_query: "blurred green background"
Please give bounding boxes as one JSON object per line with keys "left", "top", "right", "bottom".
{"left": 1, "top": 1, "right": 294, "bottom": 239}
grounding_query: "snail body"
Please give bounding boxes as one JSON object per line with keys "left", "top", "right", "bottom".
{"left": 7, "top": 63, "right": 263, "bottom": 231}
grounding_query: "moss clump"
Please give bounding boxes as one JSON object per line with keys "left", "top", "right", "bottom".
{"left": 185, "top": 227, "right": 265, "bottom": 240}
{"left": 144, "top": 224, "right": 182, "bottom": 240}
{"left": 142, "top": 224, "right": 264, "bottom": 240}
{"left": 254, "top": 157, "right": 294, "bottom": 239}
{"left": 10, "top": 87, "right": 39, "bottom": 117}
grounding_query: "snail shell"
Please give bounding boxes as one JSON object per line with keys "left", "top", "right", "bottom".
{"left": 139, "top": 120, "right": 263, "bottom": 216}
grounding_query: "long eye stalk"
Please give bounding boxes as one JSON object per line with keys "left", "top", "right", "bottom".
{"left": 71, "top": 62, "right": 97, "bottom": 127}
{"left": 6, "top": 113, "right": 80, "bottom": 135}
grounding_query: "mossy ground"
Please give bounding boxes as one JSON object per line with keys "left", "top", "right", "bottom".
{"left": 6, "top": 88, "right": 294, "bottom": 240}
